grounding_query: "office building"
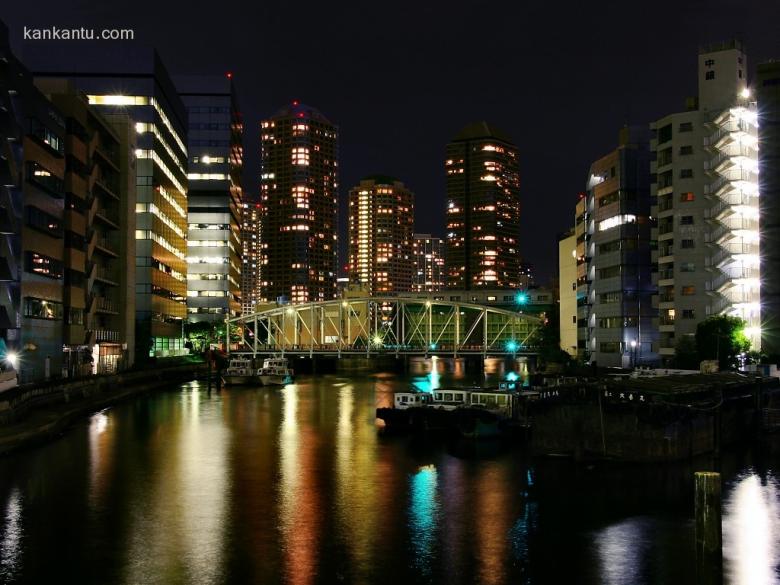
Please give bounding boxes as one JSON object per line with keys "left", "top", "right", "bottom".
{"left": 28, "top": 46, "right": 189, "bottom": 360}
{"left": 757, "top": 61, "right": 780, "bottom": 359}
{"left": 260, "top": 101, "right": 338, "bottom": 304}
{"left": 651, "top": 41, "right": 760, "bottom": 364}
{"left": 580, "top": 127, "right": 656, "bottom": 368}
{"left": 177, "top": 75, "right": 243, "bottom": 324}
{"left": 445, "top": 121, "right": 521, "bottom": 290}
{"left": 412, "top": 234, "right": 445, "bottom": 293}
{"left": 348, "top": 176, "right": 414, "bottom": 295}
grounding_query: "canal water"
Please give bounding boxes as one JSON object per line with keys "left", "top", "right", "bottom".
{"left": 0, "top": 362, "right": 779, "bottom": 584}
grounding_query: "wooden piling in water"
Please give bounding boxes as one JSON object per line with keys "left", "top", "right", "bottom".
{"left": 695, "top": 471, "right": 722, "bottom": 584}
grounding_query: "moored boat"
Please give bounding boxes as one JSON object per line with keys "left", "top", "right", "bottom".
{"left": 259, "top": 356, "right": 294, "bottom": 386}
{"left": 221, "top": 357, "right": 259, "bottom": 386}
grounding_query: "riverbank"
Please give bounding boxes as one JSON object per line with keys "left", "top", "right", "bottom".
{"left": 0, "top": 362, "right": 209, "bottom": 455}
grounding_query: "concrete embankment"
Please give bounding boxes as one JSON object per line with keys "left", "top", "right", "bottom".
{"left": 0, "top": 363, "right": 209, "bottom": 455}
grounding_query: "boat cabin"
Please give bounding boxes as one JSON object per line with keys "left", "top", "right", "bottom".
{"left": 393, "top": 392, "right": 431, "bottom": 409}
{"left": 431, "top": 389, "right": 470, "bottom": 411}
{"left": 469, "top": 390, "right": 514, "bottom": 414}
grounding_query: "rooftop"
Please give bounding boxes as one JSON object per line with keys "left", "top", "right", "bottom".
{"left": 452, "top": 121, "right": 515, "bottom": 144}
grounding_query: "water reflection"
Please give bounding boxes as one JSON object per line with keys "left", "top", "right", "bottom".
{"left": 409, "top": 464, "right": 439, "bottom": 576}
{"left": 0, "top": 488, "right": 22, "bottom": 581}
{"left": 723, "top": 471, "right": 780, "bottom": 585}
{"left": 278, "top": 384, "right": 320, "bottom": 585}
{"left": 595, "top": 517, "right": 656, "bottom": 585}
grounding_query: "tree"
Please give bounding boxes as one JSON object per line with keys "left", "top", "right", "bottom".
{"left": 671, "top": 334, "right": 699, "bottom": 369}
{"left": 695, "top": 315, "right": 750, "bottom": 370}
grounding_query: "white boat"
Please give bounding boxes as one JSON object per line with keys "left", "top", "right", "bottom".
{"left": 221, "top": 357, "right": 259, "bottom": 386}
{"left": 393, "top": 391, "right": 432, "bottom": 409}
{"left": 259, "top": 356, "right": 294, "bottom": 386}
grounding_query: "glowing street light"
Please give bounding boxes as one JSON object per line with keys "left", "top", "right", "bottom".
{"left": 372, "top": 334, "right": 383, "bottom": 347}
{"left": 506, "top": 340, "right": 519, "bottom": 353}
{"left": 5, "top": 352, "right": 18, "bottom": 369}
{"left": 515, "top": 292, "right": 528, "bottom": 305}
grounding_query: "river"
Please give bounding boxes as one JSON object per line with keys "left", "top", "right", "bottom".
{"left": 0, "top": 361, "right": 778, "bottom": 584}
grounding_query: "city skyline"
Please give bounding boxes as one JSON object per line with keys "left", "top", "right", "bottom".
{"left": 4, "top": 1, "right": 777, "bottom": 282}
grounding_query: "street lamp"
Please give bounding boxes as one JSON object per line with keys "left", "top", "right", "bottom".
{"left": 630, "top": 339, "right": 637, "bottom": 368}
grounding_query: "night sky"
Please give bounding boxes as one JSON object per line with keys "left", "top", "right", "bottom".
{"left": 4, "top": 0, "right": 779, "bottom": 283}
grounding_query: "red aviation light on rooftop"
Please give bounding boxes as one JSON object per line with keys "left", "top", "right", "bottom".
{"left": 292, "top": 100, "right": 299, "bottom": 106}
{"left": 226, "top": 71, "right": 233, "bottom": 79}
{"left": 297, "top": 112, "right": 305, "bottom": 118}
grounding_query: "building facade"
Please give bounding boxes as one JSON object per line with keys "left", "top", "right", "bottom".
{"left": 241, "top": 201, "right": 262, "bottom": 315}
{"left": 412, "top": 234, "right": 445, "bottom": 293}
{"left": 651, "top": 41, "right": 760, "bottom": 365}
{"left": 445, "top": 122, "right": 521, "bottom": 290}
{"left": 580, "top": 127, "right": 657, "bottom": 368}
{"left": 29, "top": 47, "right": 189, "bottom": 360}
{"left": 35, "top": 80, "right": 137, "bottom": 375}
{"left": 348, "top": 176, "right": 414, "bottom": 295}
{"left": 558, "top": 230, "right": 577, "bottom": 358}
{"left": 260, "top": 101, "right": 338, "bottom": 304}
{"left": 757, "top": 61, "right": 780, "bottom": 359}
{"left": 177, "top": 75, "right": 243, "bottom": 324}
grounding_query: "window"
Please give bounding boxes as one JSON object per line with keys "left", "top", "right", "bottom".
{"left": 572, "top": 316, "right": 577, "bottom": 324}
{"left": 65, "top": 307, "right": 84, "bottom": 325}
{"left": 29, "top": 118, "right": 64, "bottom": 154}
{"left": 680, "top": 262, "right": 696, "bottom": 272}
{"left": 681, "top": 239, "right": 695, "bottom": 249}
{"left": 705, "top": 71, "right": 715, "bottom": 80}
{"left": 25, "top": 252, "right": 63, "bottom": 279}
{"left": 600, "top": 342, "right": 620, "bottom": 353}
{"left": 680, "top": 169, "right": 694, "bottom": 179}
{"left": 658, "top": 124, "right": 672, "bottom": 144}
{"left": 27, "top": 162, "right": 64, "bottom": 197}
{"left": 679, "top": 122, "right": 693, "bottom": 132}
{"left": 23, "top": 297, "right": 63, "bottom": 320}
{"left": 25, "top": 206, "right": 63, "bottom": 237}
{"left": 680, "top": 216, "right": 694, "bottom": 225}
{"left": 600, "top": 292, "right": 622, "bottom": 304}
{"left": 679, "top": 145, "right": 694, "bottom": 156}
{"left": 487, "top": 296, "right": 496, "bottom": 301}
{"left": 599, "top": 266, "right": 621, "bottom": 279}
{"left": 681, "top": 286, "right": 696, "bottom": 296}
{"left": 682, "top": 309, "right": 695, "bottom": 319}
{"left": 680, "top": 192, "right": 695, "bottom": 202}
{"left": 599, "top": 240, "right": 621, "bottom": 254}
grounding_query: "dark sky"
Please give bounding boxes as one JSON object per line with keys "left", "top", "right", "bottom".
{"left": 4, "top": 0, "right": 779, "bottom": 283}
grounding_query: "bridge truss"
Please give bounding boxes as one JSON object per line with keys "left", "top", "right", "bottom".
{"left": 226, "top": 297, "right": 542, "bottom": 358}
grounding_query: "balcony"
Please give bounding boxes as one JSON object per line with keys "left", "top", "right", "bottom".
{"left": 94, "top": 329, "right": 120, "bottom": 343}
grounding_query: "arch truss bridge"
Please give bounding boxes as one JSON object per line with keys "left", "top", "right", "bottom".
{"left": 226, "top": 297, "right": 541, "bottom": 358}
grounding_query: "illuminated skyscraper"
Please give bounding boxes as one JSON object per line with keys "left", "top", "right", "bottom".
{"left": 348, "top": 176, "right": 414, "bottom": 295}
{"left": 412, "top": 234, "right": 445, "bottom": 292}
{"left": 445, "top": 122, "right": 521, "bottom": 290}
{"left": 260, "top": 102, "right": 338, "bottom": 303}
{"left": 177, "top": 75, "right": 243, "bottom": 324}
{"left": 241, "top": 201, "right": 262, "bottom": 314}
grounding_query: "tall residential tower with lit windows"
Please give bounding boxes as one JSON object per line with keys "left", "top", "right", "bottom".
{"left": 177, "top": 75, "right": 243, "bottom": 324}
{"left": 444, "top": 122, "right": 521, "bottom": 290}
{"left": 651, "top": 40, "right": 760, "bottom": 364}
{"left": 412, "top": 234, "right": 445, "bottom": 292}
{"left": 260, "top": 102, "right": 338, "bottom": 303}
{"left": 29, "top": 47, "right": 190, "bottom": 359}
{"left": 348, "top": 176, "right": 414, "bottom": 295}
